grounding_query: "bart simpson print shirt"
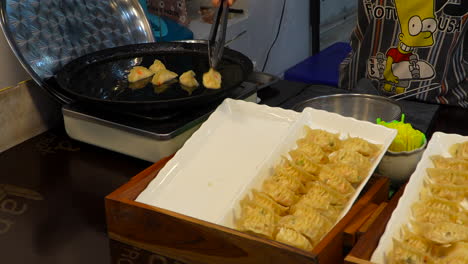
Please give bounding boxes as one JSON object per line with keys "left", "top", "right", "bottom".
{"left": 339, "top": 0, "right": 468, "bottom": 107}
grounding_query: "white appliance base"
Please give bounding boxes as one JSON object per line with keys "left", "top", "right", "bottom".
{"left": 63, "top": 94, "right": 257, "bottom": 162}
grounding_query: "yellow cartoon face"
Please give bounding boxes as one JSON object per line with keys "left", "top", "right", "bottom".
{"left": 395, "top": 0, "right": 437, "bottom": 50}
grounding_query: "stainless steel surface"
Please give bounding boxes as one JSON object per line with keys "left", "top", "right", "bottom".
{"left": 293, "top": 93, "right": 402, "bottom": 122}
{"left": 0, "top": 0, "right": 154, "bottom": 104}
{"left": 208, "top": 0, "right": 228, "bottom": 69}
{"left": 247, "top": 72, "right": 280, "bottom": 90}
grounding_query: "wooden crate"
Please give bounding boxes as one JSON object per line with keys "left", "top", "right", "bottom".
{"left": 344, "top": 186, "right": 406, "bottom": 264}
{"left": 105, "top": 156, "right": 391, "bottom": 264}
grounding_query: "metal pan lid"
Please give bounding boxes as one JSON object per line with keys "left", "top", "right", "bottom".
{"left": 0, "top": 0, "right": 154, "bottom": 104}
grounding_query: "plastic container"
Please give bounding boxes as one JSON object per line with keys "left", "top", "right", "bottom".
{"left": 376, "top": 138, "right": 427, "bottom": 186}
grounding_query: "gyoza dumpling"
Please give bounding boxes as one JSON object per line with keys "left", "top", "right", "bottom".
{"left": 317, "top": 165, "right": 355, "bottom": 195}
{"left": 292, "top": 204, "right": 323, "bottom": 218}
{"left": 128, "top": 78, "right": 151, "bottom": 89}
{"left": 237, "top": 203, "right": 279, "bottom": 239}
{"left": 293, "top": 193, "right": 330, "bottom": 213}
{"left": 289, "top": 138, "right": 328, "bottom": 163}
{"left": 400, "top": 226, "right": 433, "bottom": 254}
{"left": 426, "top": 168, "right": 468, "bottom": 185}
{"left": 431, "top": 155, "right": 468, "bottom": 171}
{"left": 262, "top": 179, "right": 300, "bottom": 206}
{"left": 341, "top": 137, "right": 381, "bottom": 158}
{"left": 329, "top": 149, "right": 372, "bottom": 171}
{"left": 181, "top": 83, "right": 198, "bottom": 95}
{"left": 304, "top": 127, "right": 341, "bottom": 152}
{"left": 154, "top": 79, "right": 178, "bottom": 94}
{"left": 424, "top": 183, "right": 468, "bottom": 203}
{"left": 179, "top": 70, "right": 199, "bottom": 88}
{"left": 387, "top": 238, "right": 434, "bottom": 264}
{"left": 278, "top": 214, "right": 332, "bottom": 243}
{"left": 151, "top": 69, "right": 178, "bottom": 86}
{"left": 293, "top": 195, "right": 331, "bottom": 214}
{"left": 294, "top": 140, "right": 328, "bottom": 163}
{"left": 128, "top": 66, "right": 154, "bottom": 82}
{"left": 412, "top": 221, "right": 468, "bottom": 244}
{"left": 416, "top": 221, "right": 468, "bottom": 244}
{"left": 271, "top": 169, "right": 306, "bottom": 194}
{"left": 248, "top": 190, "right": 289, "bottom": 216}
{"left": 275, "top": 227, "right": 314, "bottom": 251}
{"left": 293, "top": 184, "right": 346, "bottom": 220}
{"left": 326, "top": 162, "right": 363, "bottom": 184}
{"left": 449, "top": 141, "right": 468, "bottom": 160}
{"left": 419, "top": 193, "right": 464, "bottom": 213}
{"left": 288, "top": 151, "right": 322, "bottom": 175}
{"left": 290, "top": 202, "right": 342, "bottom": 222}
{"left": 203, "top": 68, "right": 222, "bottom": 89}
{"left": 275, "top": 157, "right": 317, "bottom": 183}
{"left": 438, "top": 242, "right": 468, "bottom": 264}
{"left": 441, "top": 255, "right": 468, "bottom": 264}
{"left": 149, "top": 59, "right": 166, "bottom": 73}
{"left": 303, "top": 181, "right": 349, "bottom": 206}
{"left": 411, "top": 203, "right": 467, "bottom": 225}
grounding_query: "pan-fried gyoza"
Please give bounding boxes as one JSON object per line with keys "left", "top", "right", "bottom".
{"left": 235, "top": 126, "right": 381, "bottom": 251}
{"left": 179, "top": 70, "right": 199, "bottom": 88}
{"left": 149, "top": 59, "right": 166, "bottom": 74}
{"left": 203, "top": 68, "right": 222, "bottom": 89}
{"left": 151, "top": 69, "right": 178, "bottom": 86}
{"left": 128, "top": 66, "right": 154, "bottom": 83}
{"left": 449, "top": 141, "right": 468, "bottom": 160}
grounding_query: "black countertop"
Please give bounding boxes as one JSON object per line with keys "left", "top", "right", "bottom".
{"left": 1, "top": 80, "right": 467, "bottom": 264}
{"left": 0, "top": 129, "right": 150, "bottom": 264}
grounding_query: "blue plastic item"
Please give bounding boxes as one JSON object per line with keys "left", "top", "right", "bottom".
{"left": 139, "top": 0, "right": 193, "bottom": 42}
{"left": 284, "top": 42, "right": 352, "bottom": 87}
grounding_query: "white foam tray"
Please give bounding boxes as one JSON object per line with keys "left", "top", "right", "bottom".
{"left": 136, "top": 99, "right": 299, "bottom": 224}
{"left": 220, "top": 107, "right": 397, "bottom": 228}
{"left": 371, "top": 132, "right": 468, "bottom": 264}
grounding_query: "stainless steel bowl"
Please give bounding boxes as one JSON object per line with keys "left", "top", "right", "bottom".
{"left": 293, "top": 93, "right": 402, "bottom": 122}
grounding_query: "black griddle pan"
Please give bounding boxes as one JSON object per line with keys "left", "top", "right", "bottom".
{"left": 53, "top": 41, "right": 253, "bottom": 113}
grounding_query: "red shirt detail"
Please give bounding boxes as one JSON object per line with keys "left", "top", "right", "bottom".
{"left": 386, "top": 48, "right": 412, "bottom": 63}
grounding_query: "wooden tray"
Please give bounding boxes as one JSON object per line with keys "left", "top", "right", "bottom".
{"left": 345, "top": 185, "right": 406, "bottom": 264}
{"left": 105, "top": 156, "right": 391, "bottom": 264}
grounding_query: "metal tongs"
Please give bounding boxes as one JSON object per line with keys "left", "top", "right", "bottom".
{"left": 208, "top": 0, "right": 229, "bottom": 69}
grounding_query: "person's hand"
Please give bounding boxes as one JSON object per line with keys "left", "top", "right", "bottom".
{"left": 212, "top": 0, "right": 236, "bottom": 6}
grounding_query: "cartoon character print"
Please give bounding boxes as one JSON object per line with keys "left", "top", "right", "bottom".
{"left": 367, "top": 0, "right": 437, "bottom": 94}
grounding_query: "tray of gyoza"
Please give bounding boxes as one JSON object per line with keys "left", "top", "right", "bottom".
{"left": 105, "top": 98, "right": 399, "bottom": 264}
{"left": 347, "top": 132, "right": 468, "bottom": 264}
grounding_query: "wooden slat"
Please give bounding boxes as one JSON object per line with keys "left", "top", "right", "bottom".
{"left": 346, "top": 185, "right": 406, "bottom": 261}
{"left": 344, "top": 255, "right": 375, "bottom": 264}
{"left": 355, "top": 175, "right": 390, "bottom": 205}
{"left": 343, "top": 203, "right": 378, "bottom": 247}
{"left": 357, "top": 202, "right": 387, "bottom": 236}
